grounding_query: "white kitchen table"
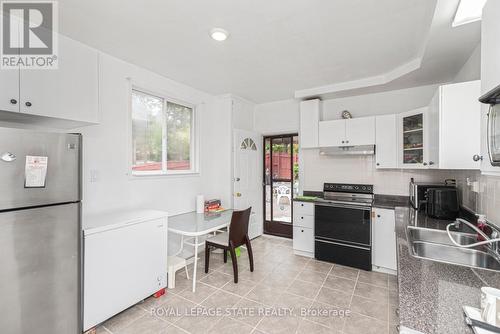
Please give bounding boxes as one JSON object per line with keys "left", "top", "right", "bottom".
{"left": 168, "top": 209, "right": 233, "bottom": 292}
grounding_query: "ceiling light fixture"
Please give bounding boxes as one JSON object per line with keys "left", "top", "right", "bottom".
{"left": 210, "top": 28, "right": 229, "bottom": 41}
{"left": 452, "top": 0, "right": 487, "bottom": 27}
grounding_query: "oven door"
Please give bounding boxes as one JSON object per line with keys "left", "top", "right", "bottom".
{"left": 314, "top": 203, "right": 371, "bottom": 246}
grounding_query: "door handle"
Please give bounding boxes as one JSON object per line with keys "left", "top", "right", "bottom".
{"left": 473, "top": 154, "right": 483, "bottom": 162}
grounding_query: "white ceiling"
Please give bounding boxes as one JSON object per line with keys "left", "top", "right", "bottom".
{"left": 58, "top": 0, "right": 479, "bottom": 103}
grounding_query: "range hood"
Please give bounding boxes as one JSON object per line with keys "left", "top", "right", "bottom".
{"left": 319, "top": 145, "right": 375, "bottom": 156}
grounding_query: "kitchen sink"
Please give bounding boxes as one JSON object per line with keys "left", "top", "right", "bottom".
{"left": 406, "top": 226, "right": 500, "bottom": 271}
{"left": 407, "top": 226, "right": 478, "bottom": 246}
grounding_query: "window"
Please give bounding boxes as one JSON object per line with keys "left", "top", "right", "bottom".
{"left": 131, "top": 89, "right": 196, "bottom": 175}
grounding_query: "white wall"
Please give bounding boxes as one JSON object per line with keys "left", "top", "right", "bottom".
{"left": 76, "top": 53, "right": 232, "bottom": 219}
{"left": 254, "top": 99, "right": 299, "bottom": 134}
{"left": 453, "top": 43, "right": 481, "bottom": 83}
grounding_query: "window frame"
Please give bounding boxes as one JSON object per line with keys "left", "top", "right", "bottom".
{"left": 129, "top": 84, "right": 199, "bottom": 177}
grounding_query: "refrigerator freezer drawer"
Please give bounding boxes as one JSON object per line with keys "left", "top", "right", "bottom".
{"left": 0, "top": 203, "right": 82, "bottom": 334}
{"left": 0, "top": 127, "right": 81, "bottom": 211}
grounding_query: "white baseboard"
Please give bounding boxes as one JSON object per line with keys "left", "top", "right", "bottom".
{"left": 293, "top": 249, "right": 314, "bottom": 258}
{"left": 372, "top": 265, "right": 397, "bottom": 275}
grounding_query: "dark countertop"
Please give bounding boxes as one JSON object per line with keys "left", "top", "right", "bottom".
{"left": 395, "top": 207, "right": 500, "bottom": 334}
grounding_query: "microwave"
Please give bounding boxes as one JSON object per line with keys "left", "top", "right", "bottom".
{"left": 480, "top": 84, "right": 500, "bottom": 166}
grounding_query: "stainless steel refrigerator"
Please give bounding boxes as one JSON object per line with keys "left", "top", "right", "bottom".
{"left": 0, "top": 127, "right": 82, "bottom": 334}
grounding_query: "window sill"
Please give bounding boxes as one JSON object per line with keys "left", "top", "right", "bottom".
{"left": 129, "top": 171, "right": 200, "bottom": 180}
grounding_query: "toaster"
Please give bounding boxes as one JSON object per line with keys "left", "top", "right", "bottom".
{"left": 426, "top": 188, "right": 459, "bottom": 220}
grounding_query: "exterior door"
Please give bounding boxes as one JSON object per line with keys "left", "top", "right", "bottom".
{"left": 263, "top": 134, "right": 299, "bottom": 238}
{"left": 233, "top": 130, "right": 262, "bottom": 239}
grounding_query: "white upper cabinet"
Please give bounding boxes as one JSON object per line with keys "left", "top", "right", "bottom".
{"left": 299, "top": 99, "right": 320, "bottom": 148}
{"left": 319, "top": 119, "right": 345, "bottom": 147}
{"left": 19, "top": 34, "right": 100, "bottom": 125}
{"left": 319, "top": 116, "right": 375, "bottom": 147}
{"left": 0, "top": 68, "right": 20, "bottom": 113}
{"left": 345, "top": 116, "right": 375, "bottom": 146}
{"left": 375, "top": 114, "right": 398, "bottom": 168}
{"left": 438, "top": 80, "right": 481, "bottom": 170}
{"left": 398, "top": 107, "right": 434, "bottom": 169}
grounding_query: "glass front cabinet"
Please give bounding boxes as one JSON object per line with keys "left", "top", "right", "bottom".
{"left": 398, "top": 107, "right": 439, "bottom": 168}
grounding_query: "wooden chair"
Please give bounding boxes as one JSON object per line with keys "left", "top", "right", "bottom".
{"left": 204, "top": 207, "right": 254, "bottom": 283}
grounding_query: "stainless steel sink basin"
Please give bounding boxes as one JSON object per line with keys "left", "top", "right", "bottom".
{"left": 407, "top": 226, "right": 478, "bottom": 246}
{"left": 406, "top": 226, "right": 500, "bottom": 272}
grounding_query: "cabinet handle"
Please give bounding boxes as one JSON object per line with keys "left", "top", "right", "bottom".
{"left": 10, "top": 99, "right": 17, "bottom": 105}
{"left": 377, "top": 215, "right": 381, "bottom": 218}
{"left": 346, "top": 140, "right": 349, "bottom": 143}
{"left": 301, "top": 229, "right": 304, "bottom": 232}
{"left": 25, "top": 102, "right": 32, "bottom": 107}
{"left": 473, "top": 154, "right": 483, "bottom": 162}
{"left": 423, "top": 162, "right": 428, "bottom": 166}
{"left": 429, "top": 161, "right": 434, "bottom": 165}
{"left": 301, "top": 204, "right": 304, "bottom": 207}
{"left": 301, "top": 217, "right": 304, "bottom": 219}
{"left": 376, "top": 163, "right": 380, "bottom": 166}
{"left": 342, "top": 141, "right": 345, "bottom": 144}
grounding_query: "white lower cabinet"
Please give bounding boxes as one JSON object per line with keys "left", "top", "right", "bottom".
{"left": 372, "top": 208, "right": 397, "bottom": 271}
{"left": 293, "top": 201, "right": 314, "bottom": 257}
{"left": 293, "top": 226, "right": 314, "bottom": 255}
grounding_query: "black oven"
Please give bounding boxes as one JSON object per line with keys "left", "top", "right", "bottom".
{"left": 315, "top": 202, "right": 372, "bottom": 270}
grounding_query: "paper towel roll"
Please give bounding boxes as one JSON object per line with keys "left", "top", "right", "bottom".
{"left": 196, "top": 195, "right": 205, "bottom": 213}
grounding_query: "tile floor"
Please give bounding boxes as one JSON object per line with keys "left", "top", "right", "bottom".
{"left": 94, "top": 235, "right": 399, "bottom": 334}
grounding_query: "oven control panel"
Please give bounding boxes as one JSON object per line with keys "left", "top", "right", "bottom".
{"left": 323, "top": 183, "right": 373, "bottom": 194}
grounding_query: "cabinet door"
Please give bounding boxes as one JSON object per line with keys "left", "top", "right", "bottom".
{"left": 372, "top": 208, "right": 396, "bottom": 270}
{"left": 300, "top": 99, "right": 320, "bottom": 148}
{"left": 346, "top": 116, "right": 375, "bottom": 146}
{"left": 318, "top": 119, "right": 346, "bottom": 146}
{"left": 375, "top": 114, "right": 397, "bottom": 168}
{"left": 399, "top": 108, "right": 426, "bottom": 168}
{"left": 20, "top": 34, "right": 99, "bottom": 124}
{"left": 293, "top": 226, "right": 314, "bottom": 254}
{"left": 0, "top": 68, "right": 20, "bottom": 113}
{"left": 439, "top": 81, "right": 481, "bottom": 169}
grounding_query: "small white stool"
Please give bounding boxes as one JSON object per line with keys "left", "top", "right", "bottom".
{"left": 167, "top": 256, "right": 189, "bottom": 289}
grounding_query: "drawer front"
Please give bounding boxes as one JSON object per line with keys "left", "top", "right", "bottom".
{"left": 293, "top": 226, "right": 314, "bottom": 253}
{"left": 293, "top": 214, "right": 314, "bottom": 229}
{"left": 293, "top": 201, "right": 314, "bottom": 216}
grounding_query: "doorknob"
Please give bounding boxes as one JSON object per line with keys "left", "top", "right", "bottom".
{"left": 235, "top": 192, "right": 242, "bottom": 197}
{"left": 473, "top": 154, "right": 483, "bottom": 162}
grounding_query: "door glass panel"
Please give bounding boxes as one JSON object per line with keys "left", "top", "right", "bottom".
{"left": 272, "top": 182, "right": 292, "bottom": 223}
{"left": 403, "top": 113, "right": 424, "bottom": 164}
{"left": 292, "top": 136, "right": 299, "bottom": 198}
{"left": 264, "top": 138, "right": 271, "bottom": 222}
{"left": 403, "top": 114, "right": 423, "bottom": 131}
{"left": 271, "top": 137, "right": 292, "bottom": 180}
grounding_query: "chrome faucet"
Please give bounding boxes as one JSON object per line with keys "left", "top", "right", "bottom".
{"left": 448, "top": 218, "right": 500, "bottom": 257}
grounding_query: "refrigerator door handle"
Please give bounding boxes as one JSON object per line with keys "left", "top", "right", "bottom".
{"left": 1, "top": 152, "right": 16, "bottom": 162}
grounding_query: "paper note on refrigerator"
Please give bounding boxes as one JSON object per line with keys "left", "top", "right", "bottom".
{"left": 25, "top": 156, "right": 48, "bottom": 188}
